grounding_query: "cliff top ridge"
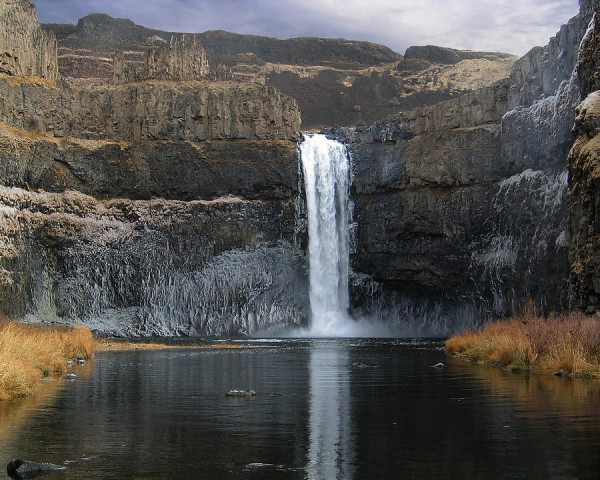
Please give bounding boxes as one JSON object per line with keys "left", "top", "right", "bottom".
{"left": 46, "top": 13, "right": 402, "bottom": 70}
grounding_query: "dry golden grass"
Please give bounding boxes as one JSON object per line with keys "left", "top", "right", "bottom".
{"left": 0, "top": 121, "right": 60, "bottom": 143}
{"left": 0, "top": 72, "right": 57, "bottom": 88}
{"left": 0, "top": 320, "right": 95, "bottom": 401}
{"left": 446, "top": 308, "right": 600, "bottom": 378}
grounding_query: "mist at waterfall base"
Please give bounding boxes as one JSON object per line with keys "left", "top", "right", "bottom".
{"left": 293, "top": 134, "right": 398, "bottom": 338}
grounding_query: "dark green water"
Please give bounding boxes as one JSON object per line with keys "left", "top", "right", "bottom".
{"left": 1, "top": 339, "right": 600, "bottom": 479}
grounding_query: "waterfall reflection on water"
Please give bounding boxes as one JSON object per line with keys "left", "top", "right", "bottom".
{"left": 307, "top": 343, "right": 354, "bottom": 479}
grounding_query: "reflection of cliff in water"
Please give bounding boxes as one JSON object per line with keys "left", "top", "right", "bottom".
{"left": 449, "top": 355, "right": 600, "bottom": 421}
{"left": 0, "top": 360, "right": 94, "bottom": 462}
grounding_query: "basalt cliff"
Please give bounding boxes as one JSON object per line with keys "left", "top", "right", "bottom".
{"left": 0, "top": 0, "right": 599, "bottom": 336}
{"left": 568, "top": 2, "right": 600, "bottom": 315}
{"left": 0, "top": 0, "right": 304, "bottom": 336}
{"left": 332, "top": 0, "right": 600, "bottom": 329}
{"left": 44, "top": 14, "right": 515, "bottom": 130}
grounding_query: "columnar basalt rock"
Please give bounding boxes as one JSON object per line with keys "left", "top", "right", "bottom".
{"left": 0, "top": 0, "right": 59, "bottom": 80}
{"left": 44, "top": 13, "right": 517, "bottom": 129}
{"left": 0, "top": 77, "right": 300, "bottom": 142}
{"left": 568, "top": 91, "right": 600, "bottom": 313}
{"left": 114, "top": 35, "right": 210, "bottom": 84}
{"left": 1, "top": 0, "right": 596, "bottom": 334}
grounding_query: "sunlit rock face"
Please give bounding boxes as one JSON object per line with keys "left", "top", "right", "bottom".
{"left": 0, "top": 0, "right": 59, "bottom": 81}
{"left": 330, "top": 3, "right": 594, "bottom": 322}
{"left": 0, "top": 77, "right": 300, "bottom": 142}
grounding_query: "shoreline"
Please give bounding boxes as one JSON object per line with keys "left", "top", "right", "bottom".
{"left": 0, "top": 326, "right": 259, "bottom": 401}
{"left": 0, "top": 320, "right": 95, "bottom": 401}
{"left": 5, "top": 310, "right": 600, "bottom": 403}
{"left": 95, "top": 338, "right": 256, "bottom": 351}
{"left": 445, "top": 309, "right": 600, "bottom": 379}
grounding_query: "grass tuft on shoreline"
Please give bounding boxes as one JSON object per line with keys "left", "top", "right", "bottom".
{"left": 0, "top": 319, "right": 95, "bottom": 401}
{"left": 446, "top": 309, "right": 600, "bottom": 378}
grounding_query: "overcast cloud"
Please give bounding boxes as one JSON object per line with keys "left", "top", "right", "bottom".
{"left": 33, "top": 0, "right": 579, "bottom": 56}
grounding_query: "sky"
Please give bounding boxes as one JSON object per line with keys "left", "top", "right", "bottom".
{"left": 32, "top": 0, "right": 580, "bottom": 56}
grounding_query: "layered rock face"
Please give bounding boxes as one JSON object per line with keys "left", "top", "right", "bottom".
{"left": 0, "top": 79, "right": 299, "bottom": 142}
{"left": 0, "top": 0, "right": 58, "bottom": 80}
{"left": 44, "top": 14, "right": 515, "bottom": 129}
{"left": 568, "top": 2, "right": 600, "bottom": 314}
{"left": 2, "top": 0, "right": 596, "bottom": 335}
{"left": 332, "top": 4, "right": 593, "bottom": 325}
{"left": 0, "top": 3, "right": 306, "bottom": 335}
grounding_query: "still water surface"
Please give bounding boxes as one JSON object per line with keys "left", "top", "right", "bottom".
{"left": 1, "top": 339, "right": 600, "bottom": 479}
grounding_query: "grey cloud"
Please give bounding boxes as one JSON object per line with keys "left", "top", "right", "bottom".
{"left": 33, "top": 0, "right": 579, "bottom": 55}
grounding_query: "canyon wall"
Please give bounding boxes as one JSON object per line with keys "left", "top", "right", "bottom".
{"left": 1, "top": 0, "right": 598, "bottom": 335}
{"left": 113, "top": 35, "right": 209, "bottom": 84}
{"left": 332, "top": 2, "right": 596, "bottom": 327}
{"left": 568, "top": 2, "right": 600, "bottom": 314}
{"left": 0, "top": 79, "right": 299, "bottom": 142}
{"left": 0, "top": 1, "right": 306, "bottom": 336}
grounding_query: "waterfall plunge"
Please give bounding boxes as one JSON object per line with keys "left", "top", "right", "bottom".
{"left": 299, "top": 134, "right": 353, "bottom": 336}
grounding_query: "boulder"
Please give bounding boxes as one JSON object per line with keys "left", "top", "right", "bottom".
{"left": 7, "top": 459, "right": 66, "bottom": 479}
{"left": 226, "top": 389, "right": 256, "bottom": 397}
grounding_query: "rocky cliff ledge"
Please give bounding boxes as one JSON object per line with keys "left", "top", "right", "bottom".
{"left": 330, "top": 2, "right": 596, "bottom": 326}
{"left": 0, "top": 1, "right": 305, "bottom": 335}
{"left": 0, "top": 77, "right": 299, "bottom": 142}
{"left": 113, "top": 35, "right": 210, "bottom": 84}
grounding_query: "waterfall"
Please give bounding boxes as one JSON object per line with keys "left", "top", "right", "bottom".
{"left": 299, "top": 134, "right": 352, "bottom": 336}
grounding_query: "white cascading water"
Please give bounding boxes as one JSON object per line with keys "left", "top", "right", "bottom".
{"left": 299, "top": 134, "right": 352, "bottom": 336}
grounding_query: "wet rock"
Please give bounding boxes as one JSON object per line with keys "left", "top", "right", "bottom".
{"left": 226, "top": 389, "right": 256, "bottom": 397}
{"left": 350, "top": 362, "right": 378, "bottom": 369}
{"left": 62, "top": 373, "right": 77, "bottom": 380}
{"left": 553, "top": 369, "right": 568, "bottom": 377}
{"left": 7, "top": 459, "right": 66, "bottom": 479}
